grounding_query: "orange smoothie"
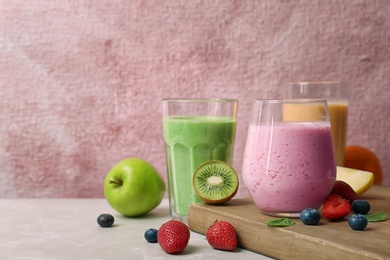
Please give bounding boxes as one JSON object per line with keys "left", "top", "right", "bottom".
{"left": 327, "top": 101, "right": 348, "bottom": 166}
{"left": 283, "top": 101, "right": 348, "bottom": 166}
{"left": 283, "top": 103, "right": 326, "bottom": 122}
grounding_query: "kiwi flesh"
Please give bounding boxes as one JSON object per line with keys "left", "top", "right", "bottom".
{"left": 192, "top": 160, "right": 239, "bottom": 204}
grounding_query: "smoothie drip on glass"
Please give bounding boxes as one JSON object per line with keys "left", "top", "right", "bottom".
{"left": 163, "top": 116, "right": 236, "bottom": 216}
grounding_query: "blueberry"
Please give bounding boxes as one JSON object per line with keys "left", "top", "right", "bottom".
{"left": 97, "top": 213, "right": 115, "bottom": 227}
{"left": 300, "top": 208, "right": 321, "bottom": 225}
{"left": 351, "top": 199, "right": 371, "bottom": 214}
{"left": 348, "top": 214, "right": 368, "bottom": 230}
{"left": 144, "top": 228, "right": 158, "bottom": 243}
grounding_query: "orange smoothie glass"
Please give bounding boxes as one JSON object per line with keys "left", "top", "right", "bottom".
{"left": 284, "top": 82, "right": 348, "bottom": 166}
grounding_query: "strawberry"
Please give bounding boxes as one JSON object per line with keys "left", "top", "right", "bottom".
{"left": 322, "top": 194, "right": 351, "bottom": 220}
{"left": 331, "top": 180, "right": 359, "bottom": 204}
{"left": 206, "top": 220, "right": 237, "bottom": 251}
{"left": 157, "top": 220, "right": 190, "bottom": 254}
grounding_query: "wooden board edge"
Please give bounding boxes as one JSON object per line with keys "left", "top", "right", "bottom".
{"left": 188, "top": 203, "right": 386, "bottom": 260}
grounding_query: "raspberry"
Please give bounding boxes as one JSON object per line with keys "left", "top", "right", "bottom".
{"left": 206, "top": 220, "right": 237, "bottom": 251}
{"left": 157, "top": 220, "right": 190, "bottom": 254}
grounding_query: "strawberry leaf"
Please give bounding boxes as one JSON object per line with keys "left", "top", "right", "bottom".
{"left": 266, "top": 218, "right": 295, "bottom": 227}
{"left": 365, "top": 212, "right": 387, "bottom": 222}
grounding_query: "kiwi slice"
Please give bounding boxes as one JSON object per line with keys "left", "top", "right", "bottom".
{"left": 192, "top": 160, "right": 239, "bottom": 204}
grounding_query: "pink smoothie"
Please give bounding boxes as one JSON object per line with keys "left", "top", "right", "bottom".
{"left": 242, "top": 122, "right": 336, "bottom": 214}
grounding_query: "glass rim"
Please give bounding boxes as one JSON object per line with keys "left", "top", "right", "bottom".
{"left": 253, "top": 98, "right": 328, "bottom": 104}
{"left": 162, "top": 98, "right": 238, "bottom": 103}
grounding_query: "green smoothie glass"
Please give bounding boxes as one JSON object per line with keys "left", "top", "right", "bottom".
{"left": 162, "top": 99, "right": 238, "bottom": 221}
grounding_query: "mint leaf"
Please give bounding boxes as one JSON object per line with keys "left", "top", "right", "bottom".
{"left": 365, "top": 212, "right": 387, "bottom": 222}
{"left": 266, "top": 218, "right": 295, "bottom": 227}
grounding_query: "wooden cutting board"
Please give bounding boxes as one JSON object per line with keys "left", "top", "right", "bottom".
{"left": 188, "top": 185, "right": 390, "bottom": 260}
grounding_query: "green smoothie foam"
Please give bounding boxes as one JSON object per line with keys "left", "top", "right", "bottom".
{"left": 163, "top": 116, "right": 236, "bottom": 216}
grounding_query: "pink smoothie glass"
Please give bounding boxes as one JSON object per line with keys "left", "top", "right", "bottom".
{"left": 242, "top": 99, "right": 336, "bottom": 217}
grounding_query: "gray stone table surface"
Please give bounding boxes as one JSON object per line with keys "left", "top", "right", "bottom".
{"left": 0, "top": 198, "right": 272, "bottom": 260}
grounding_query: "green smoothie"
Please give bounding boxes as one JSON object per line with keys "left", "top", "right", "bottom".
{"left": 163, "top": 116, "right": 237, "bottom": 216}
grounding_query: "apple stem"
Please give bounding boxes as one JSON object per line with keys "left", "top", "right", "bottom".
{"left": 109, "top": 179, "right": 123, "bottom": 186}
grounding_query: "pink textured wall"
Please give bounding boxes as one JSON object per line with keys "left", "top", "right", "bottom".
{"left": 1, "top": 1, "right": 389, "bottom": 198}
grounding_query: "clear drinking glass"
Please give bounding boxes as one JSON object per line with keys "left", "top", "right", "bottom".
{"left": 284, "top": 81, "right": 348, "bottom": 166}
{"left": 242, "top": 99, "right": 336, "bottom": 217}
{"left": 162, "top": 99, "right": 238, "bottom": 221}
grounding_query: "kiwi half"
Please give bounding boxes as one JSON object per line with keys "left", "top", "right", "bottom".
{"left": 192, "top": 160, "right": 239, "bottom": 204}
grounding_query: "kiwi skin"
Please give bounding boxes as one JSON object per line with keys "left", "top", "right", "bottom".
{"left": 192, "top": 160, "right": 239, "bottom": 204}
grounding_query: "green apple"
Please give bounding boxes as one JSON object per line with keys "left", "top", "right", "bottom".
{"left": 104, "top": 158, "right": 166, "bottom": 217}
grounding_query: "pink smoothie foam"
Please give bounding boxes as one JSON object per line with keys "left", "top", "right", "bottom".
{"left": 242, "top": 122, "right": 336, "bottom": 213}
